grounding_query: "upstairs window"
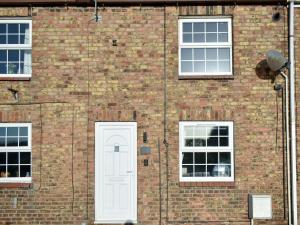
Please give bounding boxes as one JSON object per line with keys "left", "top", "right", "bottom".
{"left": 179, "top": 121, "right": 234, "bottom": 182}
{"left": 179, "top": 18, "right": 232, "bottom": 76}
{"left": 0, "top": 123, "right": 32, "bottom": 183}
{"left": 0, "top": 20, "right": 32, "bottom": 79}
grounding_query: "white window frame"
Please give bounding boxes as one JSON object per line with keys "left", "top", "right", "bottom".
{"left": 0, "top": 123, "right": 32, "bottom": 183}
{"left": 0, "top": 19, "right": 32, "bottom": 79}
{"left": 178, "top": 17, "right": 232, "bottom": 76}
{"left": 179, "top": 121, "right": 234, "bottom": 182}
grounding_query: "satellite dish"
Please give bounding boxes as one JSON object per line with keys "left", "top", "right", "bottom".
{"left": 266, "top": 50, "right": 288, "bottom": 72}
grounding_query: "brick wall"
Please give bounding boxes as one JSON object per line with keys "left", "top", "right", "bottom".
{"left": 0, "top": 4, "right": 292, "bottom": 225}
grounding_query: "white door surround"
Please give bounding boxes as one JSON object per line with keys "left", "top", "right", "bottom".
{"left": 95, "top": 122, "right": 137, "bottom": 224}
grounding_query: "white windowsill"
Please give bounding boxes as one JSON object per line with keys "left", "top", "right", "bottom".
{"left": 94, "top": 220, "right": 137, "bottom": 224}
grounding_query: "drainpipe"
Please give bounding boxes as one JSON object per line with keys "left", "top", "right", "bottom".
{"left": 288, "top": 1, "right": 298, "bottom": 224}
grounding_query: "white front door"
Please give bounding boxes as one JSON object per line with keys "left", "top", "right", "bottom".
{"left": 95, "top": 122, "right": 137, "bottom": 224}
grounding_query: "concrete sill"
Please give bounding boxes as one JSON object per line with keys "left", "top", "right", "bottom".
{"left": 0, "top": 183, "right": 31, "bottom": 188}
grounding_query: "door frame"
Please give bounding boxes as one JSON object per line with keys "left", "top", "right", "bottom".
{"left": 94, "top": 122, "right": 137, "bottom": 224}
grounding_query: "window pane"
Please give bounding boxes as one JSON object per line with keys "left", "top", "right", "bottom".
{"left": 19, "top": 137, "right": 28, "bottom": 146}
{"left": 215, "top": 165, "right": 230, "bottom": 177}
{"left": 182, "top": 152, "right": 193, "bottom": 164}
{"left": 194, "top": 138, "right": 206, "bottom": 146}
{"left": 182, "top": 165, "right": 193, "bottom": 177}
{"left": 7, "top": 35, "right": 18, "bottom": 44}
{"left": 0, "top": 35, "right": 6, "bottom": 44}
{"left": 194, "top": 49, "right": 205, "bottom": 60}
{"left": 183, "top": 34, "right": 192, "bottom": 43}
{"left": 0, "top": 166, "right": 6, "bottom": 177}
{"left": 195, "top": 165, "right": 206, "bottom": 177}
{"left": 0, "top": 63, "right": 6, "bottom": 74}
{"left": 220, "top": 137, "right": 229, "bottom": 146}
{"left": 194, "top": 61, "right": 205, "bottom": 73}
{"left": 20, "top": 127, "right": 28, "bottom": 136}
{"left": 206, "top": 22, "right": 217, "bottom": 32}
{"left": 218, "top": 48, "right": 230, "bottom": 60}
{"left": 7, "top": 127, "right": 18, "bottom": 136}
{"left": 0, "top": 137, "right": 5, "bottom": 146}
{"left": 8, "top": 24, "right": 18, "bottom": 33}
{"left": 21, "top": 50, "right": 31, "bottom": 74}
{"left": 20, "top": 165, "right": 30, "bottom": 177}
{"left": 0, "top": 127, "right": 5, "bottom": 136}
{"left": 206, "top": 33, "right": 217, "bottom": 42}
{"left": 7, "top": 137, "right": 18, "bottom": 146}
{"left": 0, "top": 24, "right": 6, "bottom": 33}
{"left": 207, "top": 165, "right": 216, "bottom": 177}
{"left": 195, "top": 152, "right": 206, "bottom": 164}
{"left": 185, "top": 138, "right": 193, "bottom": 147}
{"left": 218, "top": 33, "right": 228, "bottom": 42}
{"left": 183, "top": 22, "right": 192, "bottom": 32}
{"left": 8, "top": 50, "right": 19, "bottom": 61}
{"left": 0, "top": 50, "right": 6, "bottom": 61}
{"left": 7, "top": 152, "right": 18, "bottom": 164}
{"left": 181, "top": 61, "right": 193, "bottom": 73}
{"left": 206, "top": 61, "right": 218, "bottom": 73}
{"left": 219, "top": 61, "right": 230, "bottom": 72}
{"left": 193, "top": 33, "right": 205, "bottom": 42}
{"left": 7, "top": 63, "right": 19, "bottom": 74}
{"left": 206, "top": 49, "right": 217, "bottom": 60}
{"left": 194, "top": 22, "right": 204, "bottom": 32}
{"left": 20, "top": 35, "right": 25, "bottom": 44}
{"left": 207, "top": 137, "right": 218, "bottom": 146}
{"left": 210, "top": 126, "right": 218, "bottom": 136}
{"left": 0, "top": 152, "right": 6, "bottom": 164}
{"left": 184, "top": 126, "right": 193, "bottom": 136}
{"left": 218, "top": 22, "right": 228, "bottom": 32}
{"left": 220, "top": 152, "right": 231, "bottom": 164}
{"left": 181, "top": 48, "right": 193, "bottom": 60}
{"left": 20, "top": 24, "right": 29, "bottom": 33}
{"left": 207, "top": 152, "right": 218, "bottom": 163}
{"left": 20, "top": 152, "right": 30, "bottom": 164}
{"left": 7, "top": 165, "right": 18, "bottom": 177}
{"left": 195, "top": 127, "right": 206, "bottom": 136}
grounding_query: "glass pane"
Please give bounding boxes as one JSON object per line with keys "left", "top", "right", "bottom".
{"left": 7, "top": 137, "right": 18, "bottom": 146}
{"left": 207, "top": 152, "right": 218, "bottom": 164}
{"left": 194, "top": 49, "right": 205, "bottom": 60}
{"left": 20, "top": 35, "right": 25, "bottom": 44}
{"left": 181, "top": 61, "right": 193, "bottom": 73}
{"left": 0, "top": 35, "right": 6, "bottom": 44}
{"left": 0, "top": 166, "right": 6, "bottom": 178}
{"left": 220, "top": 152, "right": 231, "bottom": 164}
{"left": 206, "top": 49, "right": 217, "bottom": 60}
{"left": 0, "top": 50, "right": 6, "bottom": 61}
{"left": 0, "top": 63, "right": 6, "bottom": 74}
{"left": 195, "top": 152, "right": 206, "bottom": 164}
{"left": 195, "top": 165, "right": 206, "bottom": 177}
{"left": 206, "top": 33, "right": 217, "bottom": 42}
{"left": 19, "top": 137, "right": 28, "bottom": 146}
{"left": 0, "top": 24, "right": 6, "bottom": 33}
{"left": 210, "top": 126, "right": 218, "bottom": 136}
{"left": 20, "top": 24, "right": 29, "bottom": 33}
{"left": 220, "top": 126, "right": 229, "bottom": 135}
{"left": 207, "top": 165, "right": 216, "bottom": 177}
{"left": 206, "top": 61, "right": 218, "bottom": 73}
{"left": 219, "top": 61, "right": 230, "bottom": 72}
{"left": 182, "top": 165, "right": 193, "bottom": 177}
{"left": 194, "top": 138, "right": 206, "bottom": 146}
{"left": 0, "top": 152, "right": 6, "bottom": 164}
{"left": 193, "top": 33, "right": 205, "bottom": 42}
{"left": 8, "top": 50, "right": 19, "bottom": 61}
{"left": 7, "top": 63, "right": 19, "bottom": 74}
{"left": 183, "top": 34, "right": 192, "bottom": 43}
{"left": 184, "top": 126, "right": 193, "bottom": 136}
{"left": 218, "top": 33, "right": 228, "bottom": 42}
{"left": 206, "top": 22, "right": 217, "bottom": 32}
{"left": 183, "top": 22, "right": 192, "bottom": 32}
{"left": 7, "top": 127, "right": 18, "bottom": 136}
{"left": 20, "top": 127, "right": 28, "bottom": 136}
{"left": 185, "top": 138, "right": 193, "bottom": 147}
{"left": 215, "top": 165, "right": 230, "bottom": 177}
{"left": 195, "top": 127, "right": 206, "bottom": 136}
{"left": 207, "top": 137, "right": 218, "bottom": 146}
{"left": 194, "top": 22, "right": 204, "bottom": 32}
{"left": 220, "top": 137, "right": 229, "bottom": 146}
{"left": 181, "top": 48, "right": 193, "bottom": 60}
{"left": 7, "top": 35, "right": 18, "bottom": 44}
{"left": 7, "top": 165, "right": 18, "bottom": 177}
{"left": 7, "top": 152, "right": 18, "bottom": 164}
{"left": 20, "top": 165, "right": 30, "bottom": 177}
{"left": 194, "top": 61, "right": 205, "bottom": 73}
{"left": 218, "top": 48, "right": 230, "bottom": 60}
{"left": 8, "top": 24, "right": 18, "bottom": 33}
{"left": 0, "top": 127, "right": 5, "bottom": 136}
{"left": 0, "top": 137, "right": 5, "bottom": 146}
{"left": 218, "top": 22, "right": 228, "bottom": 32}
{"left": 20, "top": 152, "right": 30, "bottom": 164}
{"left": 182, "top": 152, "right": 193, "bottom": 164}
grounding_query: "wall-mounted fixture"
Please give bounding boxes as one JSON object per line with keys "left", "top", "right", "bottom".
{"left": 8, "top": 87, "right": 19, "bottom": 101}
{"left": 143, "top": 131, "right": 148, "bottom": 143}
{"left": 272, "top": 12, "right": 281, "bottom": 22}
{"left": 248, "top": 194, "right": 272, "bottom": 222}
{"left": 140, "top": 146, "right": 151, "bottom": 155}
{"left": 112, "top": 39, "right": 117, "bottom": 46}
